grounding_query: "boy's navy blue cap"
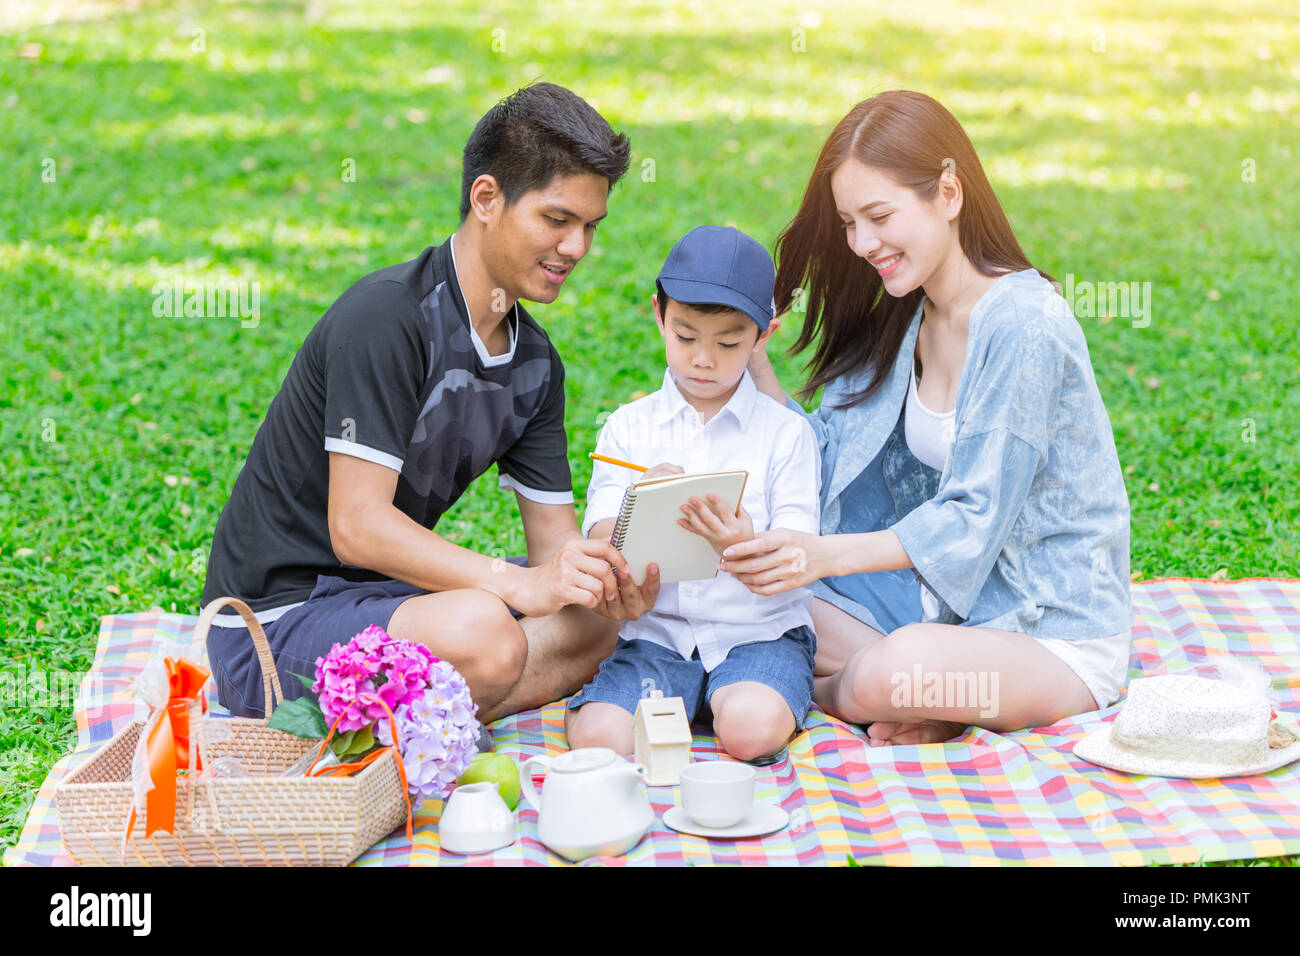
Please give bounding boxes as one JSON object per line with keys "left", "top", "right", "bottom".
{"left": 656, "top": 225, "right": 776, "bottom": 330}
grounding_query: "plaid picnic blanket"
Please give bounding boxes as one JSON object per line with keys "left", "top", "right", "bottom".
{"left": 6, "top": 577, "right": 1300, "bottom": 866}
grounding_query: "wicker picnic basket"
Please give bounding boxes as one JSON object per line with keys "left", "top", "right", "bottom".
{"left": 54, "top": 596, "right": 411, "bottom": 866}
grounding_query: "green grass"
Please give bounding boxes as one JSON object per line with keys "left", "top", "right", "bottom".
{"left": 2, "top": 0, "right": 1298, "bottom": 862}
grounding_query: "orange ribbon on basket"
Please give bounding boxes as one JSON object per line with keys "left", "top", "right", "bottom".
{"left": 305, "top": 694, "right": 414, "bottom": 841}
{"left": 123, "top": 656, "right": 210, "bottom": 845}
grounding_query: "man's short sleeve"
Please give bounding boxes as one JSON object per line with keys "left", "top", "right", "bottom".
{"left": 321, "top": 281, "right": 428, "bottom": 473}
{"left": 497, "top": 348, "right": 574, "bottom": 505}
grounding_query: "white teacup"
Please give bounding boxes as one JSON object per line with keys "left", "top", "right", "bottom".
{"left": 679, "top": 761, "right": 754, "bottom": 828}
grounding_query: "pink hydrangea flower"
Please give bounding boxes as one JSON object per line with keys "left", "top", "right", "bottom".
{"left": 313, "top": 625, "right": 437, "bottom": 733}
{"left": 313, "top": 626, "right": 476, "bottom": 805}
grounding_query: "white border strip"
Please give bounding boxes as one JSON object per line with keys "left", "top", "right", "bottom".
{"left": 499, "top": 473, "right": 574, "bottom": 505}
{"left": 324, "top": 437, "right": 403, "bottom": 473}
{"left": 208, "top": 600, "right": 306, "bottom": 627}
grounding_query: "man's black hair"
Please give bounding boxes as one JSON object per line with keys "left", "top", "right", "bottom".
{"left": 460, "top": 82, "right": 632, "bottom": 220}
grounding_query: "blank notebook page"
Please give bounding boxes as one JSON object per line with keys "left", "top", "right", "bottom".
{"left": 611, "top": 470, "right": 748, "bottom": 585}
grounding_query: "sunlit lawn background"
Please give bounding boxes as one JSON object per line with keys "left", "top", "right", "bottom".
{"left": 2, "top": 0, "right": 1298, "bottom": 860}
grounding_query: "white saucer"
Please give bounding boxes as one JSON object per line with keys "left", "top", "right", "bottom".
{"left": 663, "top": 803, "right": 789, "bottom": 839}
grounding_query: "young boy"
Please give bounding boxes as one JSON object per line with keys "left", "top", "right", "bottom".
{"left": 565, "top": 225, "right": 821, "bottom": 762}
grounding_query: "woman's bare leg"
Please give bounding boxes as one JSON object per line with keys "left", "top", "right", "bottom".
{"left": 819, "top": 621, "right": 1097, "bottom": 745}
{"left": 810, "top": 597, "right": 888, "bottom": 723}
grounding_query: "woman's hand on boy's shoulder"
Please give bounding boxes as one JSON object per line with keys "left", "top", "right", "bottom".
{"left": 746, "top": 317, "right": 790, "bottom": 405}
{"left": 678, "top": 494, "right": 755, "bottom": 558}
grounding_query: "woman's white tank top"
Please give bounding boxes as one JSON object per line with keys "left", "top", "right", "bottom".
{"left": 905, "top": 360, "right": 955, "bottom": 473}
{"left": 906, "top": 359, "right": 956, "bottom": 622}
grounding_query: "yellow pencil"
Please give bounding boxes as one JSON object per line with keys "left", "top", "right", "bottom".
{"left": 588, "top": 452, "right": 648, "bottom": 472}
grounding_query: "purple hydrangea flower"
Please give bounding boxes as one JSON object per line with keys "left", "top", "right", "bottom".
{"left": 374, "top": 660, "right": 480, "bottom": 809}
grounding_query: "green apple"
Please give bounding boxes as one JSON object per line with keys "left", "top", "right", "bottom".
{"left": 455, "top": 752, "right": 521, "bottom": 810}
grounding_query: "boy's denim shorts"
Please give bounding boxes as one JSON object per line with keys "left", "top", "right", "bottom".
{"left": 208, "top": 562, "right": 527, "bottom": 719}
{"left": 567, "top": 625, "right": 818, "bottom": 730}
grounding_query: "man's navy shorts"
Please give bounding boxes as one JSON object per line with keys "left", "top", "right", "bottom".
{"left": 208, "top": 561, "right": 527, "bottom": 719}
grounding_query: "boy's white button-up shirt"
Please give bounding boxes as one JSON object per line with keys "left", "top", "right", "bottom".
{"left": 583, "top": 369, "right": 821, "bottom": 671}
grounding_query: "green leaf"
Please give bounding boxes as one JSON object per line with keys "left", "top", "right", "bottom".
{"left": 266, "top": 696, "right": 329, "bottom": 739}
{"left": 341, "top": 724, "right": 376, "bottom": 756}
{"left": 329, "top": 729, "right": 357, "bottom": 756}
{"left": 289, "top": 671, "right": 319, "bottom": 703}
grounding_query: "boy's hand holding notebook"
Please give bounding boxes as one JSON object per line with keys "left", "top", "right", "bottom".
{"left": 677, "top": 491, "right": 755, "bottom": 557}
{"left": 606, "top": 467, "right": 750, "bottom": 586}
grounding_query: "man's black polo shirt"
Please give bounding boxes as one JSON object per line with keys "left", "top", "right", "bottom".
{"left": 200, "top": 236, "right": 572, "bottom": 625}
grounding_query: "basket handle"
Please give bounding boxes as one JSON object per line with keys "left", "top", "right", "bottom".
{"left": 191, "top": 596, "right": 286, "bottom": 722}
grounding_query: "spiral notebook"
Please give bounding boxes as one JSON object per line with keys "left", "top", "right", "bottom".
{"left": 610, "top": 470, "right": 749, "bottom": 586}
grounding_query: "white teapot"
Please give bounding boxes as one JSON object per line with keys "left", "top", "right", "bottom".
{"left": 519, "top": 748, "right": 653, "bottom": 862}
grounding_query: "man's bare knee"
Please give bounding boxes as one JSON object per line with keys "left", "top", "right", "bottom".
{"left": 389, "top": 590, "right": 526, "bottom": 704}
{"left": 479, "top": 624, "right": 528, "bottom": 684}
{"left": 461, "top": 601, "right": 527, "bottom": 689}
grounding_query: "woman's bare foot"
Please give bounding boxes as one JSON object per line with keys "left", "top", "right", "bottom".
{"left": 865, "top": 720, "right": 968, "bottom": 747}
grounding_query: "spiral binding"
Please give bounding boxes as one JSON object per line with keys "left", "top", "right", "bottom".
{"left": 610, "top": 485, "right": 638, "bottom": 550}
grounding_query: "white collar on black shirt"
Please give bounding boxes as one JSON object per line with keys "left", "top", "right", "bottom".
{"left": 448, "top": 234, "right": 519, "bottom": 368}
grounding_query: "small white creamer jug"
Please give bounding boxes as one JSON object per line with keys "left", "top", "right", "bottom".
{"left": 438, "top": 781, "right": 515, "bottom": 855}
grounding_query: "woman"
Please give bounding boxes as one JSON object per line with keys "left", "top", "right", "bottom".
{"left": 688, "top": 91, "right": 1133, "bottom": 746}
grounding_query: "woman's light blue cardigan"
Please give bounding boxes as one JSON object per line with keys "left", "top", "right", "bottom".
{"left": 789, "top": 269, "right": 1133, "bottom": 640}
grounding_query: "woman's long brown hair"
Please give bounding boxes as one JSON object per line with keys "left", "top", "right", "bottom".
{"left": 776, "top": 90, "right": 1050, "bottom": 407}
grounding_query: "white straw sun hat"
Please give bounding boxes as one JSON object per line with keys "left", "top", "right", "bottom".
{"left": 1074, "top": 658, "right": 1300, "bottom": 779}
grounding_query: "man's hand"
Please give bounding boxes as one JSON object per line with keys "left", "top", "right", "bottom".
{"left": 505, "top": 537, "right": 625, "bottom": 618}
{"left": 678, "top": 494, "right": 754, "bottom": 557}
{"left": 505, "top": 536, "right": 662, "bottom": 621}
{"left": 590, "top": 549, "right": 661, "bottom": 622}
{"left": 568, "top": 463, "right": 678, "bottom": 622}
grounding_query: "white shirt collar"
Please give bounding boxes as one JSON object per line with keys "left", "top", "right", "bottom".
{"left": 654, "top": 367, "right": 759, "bottom": 429}
{"left": 448, "top": 234, "right": 518, "bottom": 367}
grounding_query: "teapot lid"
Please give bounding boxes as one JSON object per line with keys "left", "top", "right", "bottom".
{"left": 551, "top": 748, "right": 617, "bottom": 773}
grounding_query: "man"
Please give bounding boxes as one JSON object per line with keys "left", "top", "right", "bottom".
{"left": 201, "top": 82, "right": 659, "bottom": 724}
